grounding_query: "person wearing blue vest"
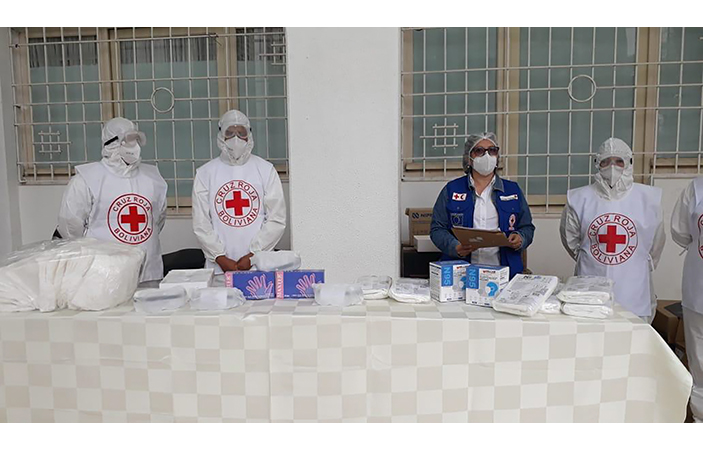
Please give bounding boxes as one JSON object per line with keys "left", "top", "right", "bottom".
{"left": 430, "top": 132, "right": 535, "bottom": 278}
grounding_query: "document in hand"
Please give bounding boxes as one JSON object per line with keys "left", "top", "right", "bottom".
{"left": 452, "top": 226, "right": 511, "bottom": 248}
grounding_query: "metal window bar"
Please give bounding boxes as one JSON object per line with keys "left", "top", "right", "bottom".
{"left": 401, "top": 27, "right": 703, "bottom": 210}
{"left": 9, "top": 27, "right": 289, "bottom": 216}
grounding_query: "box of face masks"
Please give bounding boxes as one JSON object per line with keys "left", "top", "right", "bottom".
{"left": 429, "top": 260, "right": 470, "bottom": 302}
{"left": 275, "top": 270, "right": 325, "bottom": 299}
{"left": 225, "top": 271, "right": 276, "bottom": 300}
{"left": 465, "top": 264, "right": 510, "bottom": 307}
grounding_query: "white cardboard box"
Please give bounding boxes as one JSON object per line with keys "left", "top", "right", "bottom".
{"left": 465, "top": 264, "right": 510, "bottom": 307}
{"left": 414, "top": 235, "right": 440, "bottom": 253}
{"left": 430, "top": 260, "right": 470, "bottom": 302}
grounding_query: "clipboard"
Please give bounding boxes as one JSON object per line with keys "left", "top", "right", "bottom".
{"left": 452, "top": 226, "right": 511, "bottom": 248}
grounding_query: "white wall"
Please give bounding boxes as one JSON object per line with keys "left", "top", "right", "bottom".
{"left": 287, "top": 28, "right": 401, "bottom": 283}
{"left": 0, "top": 29, "right": 22, "bottom": 254}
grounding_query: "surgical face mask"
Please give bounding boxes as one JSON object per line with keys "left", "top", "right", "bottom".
{"left": 471, "top": 154, "right": 497, "bottom": 176}
{"left": 119, "top": 143, "right": 141, "bottom": 165}
{"left": 600, "top": 164, "right": 624, "bottom": 188}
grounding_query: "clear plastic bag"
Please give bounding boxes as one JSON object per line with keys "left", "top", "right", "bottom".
{"left": 190, "top": 287, "right": 245, "bottom": 310}
{"left": 251, "top": 251, "right": 302, "bottom": 271}
{"left": 492, "top": 274, "right": 559, "bottom": 317}
{"left": 312, "top": 283, "right": 364, "bottom": 307}
{"left": 561, "top": 298, "right": 614, "bottom": 319}
{"left": 557, "top": 275, "right": 613, "bottom": 305}
{"left": 133, "top": 286, "right": 188, "bottom": 313}
{"left": 356, "top": 275, "right": 392, "bottom": 299}
{"left": 540, "top": 283, "right": 564, "bottom": 315}
{"left": 389, "top": 278, "right": 431, "bottom": 304}
{"left": 160, "top": 268, "right": 214, "bottom": 298}
{"left": 0, "top": 238, "right": 145, "bottom": 312}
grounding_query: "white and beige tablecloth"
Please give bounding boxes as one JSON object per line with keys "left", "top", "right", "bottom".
{"left": 0, "top": 298, "right": 692, "bottom": 422}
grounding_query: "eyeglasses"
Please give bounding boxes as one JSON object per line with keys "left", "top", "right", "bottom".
{"left": 223, "top": 125, "right": 250, "bottom": 140}
{"left": 471, "top": 146, "right": 500, "bottom": 157}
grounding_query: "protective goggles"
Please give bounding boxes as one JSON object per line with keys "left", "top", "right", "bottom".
{"left": 104, "top": 130, "right": 146, "bottom": 148}
{"left": 598, "top": 156, "right": 626, "bottom": 168}
{"left": 470, "top": 146, "right": 500, "bottom": 157}
{"left": 223, "top": 124, "right": 250, "bottom": 140}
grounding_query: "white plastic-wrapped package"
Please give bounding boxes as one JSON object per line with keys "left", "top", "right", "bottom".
{"left": 561, "top": 298, "right": 614, "bottom": 319}
{"left": 133, "top": 286, "right": 188, "bottom": 314}
{"left": 0, "top": 238, "right": 145, "bottom": 312}
{"left": 251, "top": 251, "right": 302, "bottom": 271}
{"left": 389, "top": 278, "right": 431, "bottom": 304}
{"left": 190, "top": 287, "right": 245, "bottom": 310}
{"left": 160, "top": 269, "right": 214, "bottom": 298}
{"left": 557, "top": 275, "right": 613, "bottom": 305}
{"left": 312, "top": 283, "right": 364, "bottom": 307}
{"left": 356, "top": 275, "right": 392, "bottom": 299}
{"left": 492, "top": 274, "right": 559, "bottom": 317}
{"left": 540, "top": 283, "right": 564, "bottom": 315}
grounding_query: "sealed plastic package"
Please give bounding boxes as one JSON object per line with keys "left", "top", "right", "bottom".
{"left": 251, "top": 251, "right": 302, "bottom": 271}
{"left": 133, "top": 286, "right": 188, "bottom": 313}
{"left": 492, "top": 274, "right": 559, "bottom": 317}
{"left": 0, "top": 238, "right": 145, "bottom": 312}
{"left": 312, "top": 283, "right": 364, "bottom": 306}
{"left": 190, "top": 287, "right": 245, "bottom": 310}
{"left": 389, "top": 278, "right": 431, "bottom": 303}
{"left": 356, "top": 275, "right": 392, "bottom": 299}
{"left": 557, "top": 276, "right": 613, "bottom": 305}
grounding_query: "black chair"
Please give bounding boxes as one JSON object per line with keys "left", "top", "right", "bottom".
{"left": 162, "top": 248, "right": 206, "bottom": 276}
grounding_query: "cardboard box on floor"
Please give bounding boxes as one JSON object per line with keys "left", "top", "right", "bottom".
{"left": 405, "top": 208, "right": 433, "bottom": 243}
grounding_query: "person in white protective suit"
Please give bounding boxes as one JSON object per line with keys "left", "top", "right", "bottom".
{"left": 57, "top": 117, "right": 168, "bottom": 282}
{"left": 559, "top": 137, "right": 665, "bottom": 323}
{"left": 670, "top": 177, "right": 703, "bottom": 422}
{"left": 192, "top": 109, "right": 286, "bottom": 273}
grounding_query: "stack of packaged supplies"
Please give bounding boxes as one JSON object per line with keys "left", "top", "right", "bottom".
{"left": 557, "top": 275, "right": 614, "bottom": 319}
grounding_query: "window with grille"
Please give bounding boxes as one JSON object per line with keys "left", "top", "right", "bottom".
{"left": 9, "top": 27, "right": 288, "bottom": 215}
{"left": 401, "top": 27, "right": 703, "bottom": 212}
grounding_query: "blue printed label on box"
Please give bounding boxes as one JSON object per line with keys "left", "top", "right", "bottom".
{"left": 225, "top": 271, "right": 276, "bottom": 300}
{"left": 275, "top": 270, "right": 325, "bottom": 299}
{"left": 429, "top": 260, "right": 470, "bottom": 302}
{"left": 465, "top": 264, "right": 510, "bottom": 307}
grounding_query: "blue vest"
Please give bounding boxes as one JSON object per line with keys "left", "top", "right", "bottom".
{"left": 442, "top": 176, "right": 524, "bottom": 278}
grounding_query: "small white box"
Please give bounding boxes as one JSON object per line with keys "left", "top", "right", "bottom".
{"left": 429, "top": 260, "right": 470, "bottom": 302}
{"left": 465, "top": 264, "right": 510, "bottom": 307}
{"left": 159, "top": 269, "right": 214, "bottom": 298}
{"left": 414, "top": 235, "right": 440, "bottom": 253}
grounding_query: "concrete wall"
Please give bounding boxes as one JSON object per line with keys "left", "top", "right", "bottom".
{"left": 286, "top": 28, "right": 401, "bottom": 283}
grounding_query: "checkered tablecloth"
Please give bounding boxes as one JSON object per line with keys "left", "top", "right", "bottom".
{"left": 0, "top": 298, "right": 692, "bottom": 422}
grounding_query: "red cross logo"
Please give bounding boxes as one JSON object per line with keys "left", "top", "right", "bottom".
{"left": 225, "top": 191, "right": 251, "bottom": 217}
{"left": 120, "top": 206, "right": 147, "bottom": 232}
{"left": 588, "top": 213, "right": 638, "bottom": 266}
{"left": 598, "top": 225, "right": 627, "bottom": 253}
{"left": 108, "top": 194, "right": 154, "bottom": 245}
{"left": 215, "top": 180, "right": 261, "bottom": 228}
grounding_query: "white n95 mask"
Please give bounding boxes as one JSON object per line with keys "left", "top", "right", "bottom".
{"left": 472, "top": 154, "right": 497, "bottom": 176}
{"left": 119, "top": 143, "right": 141, "bottom": 165}
{"left": 600, "top": 165, "right": 624, "bottom": 188}
{"left": 218, "top": 134, "right": 254, "bottom": 164}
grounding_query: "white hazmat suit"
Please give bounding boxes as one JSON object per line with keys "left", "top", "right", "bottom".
{"left": 192, "top": 110, "right": 286, "bottom": 274}
{"left": 57, "top": 117, "right": 168, "bottom": 281}
{"left": 559, "top": 138, "right": 665, "bottom": 322}
{"left": 670, "top": 176, "right": 703, "bottom": 422}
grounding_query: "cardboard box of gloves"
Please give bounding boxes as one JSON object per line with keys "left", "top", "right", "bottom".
{"left": 226, "top": 270, "right": 325, "bottom": 300}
